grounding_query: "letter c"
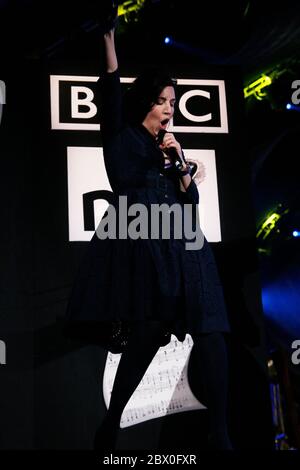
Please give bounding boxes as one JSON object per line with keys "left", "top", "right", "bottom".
{"left": 179, "top": 90, "right": 212, "bottom": 122}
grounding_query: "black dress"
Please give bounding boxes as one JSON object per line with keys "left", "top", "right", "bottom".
{"left": 63, "top": 69, "right": 230, "bottom": 353}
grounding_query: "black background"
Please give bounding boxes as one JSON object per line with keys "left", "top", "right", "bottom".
{"left": 1, "top": 0, "right": 300, "bottom": 451}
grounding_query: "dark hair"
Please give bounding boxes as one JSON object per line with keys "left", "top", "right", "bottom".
{"left": 123, "top": 66, "right": 177, "bottom": 125}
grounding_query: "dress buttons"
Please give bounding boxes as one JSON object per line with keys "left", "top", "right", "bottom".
{"left": 164, "top": 194, "right": 168, "bottom": 198}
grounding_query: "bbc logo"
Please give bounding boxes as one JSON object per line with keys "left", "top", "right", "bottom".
{"left": 50, "top": 75, "right": 228, "bottom": 133}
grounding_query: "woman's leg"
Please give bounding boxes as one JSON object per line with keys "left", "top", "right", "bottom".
{"left": 94, "top": 321, "right": 164, "bottom": 450}
{"left": 191, "top": 332, "right": 233, "bottom": 450}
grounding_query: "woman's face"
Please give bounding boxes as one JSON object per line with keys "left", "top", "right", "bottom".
{"left": 142, "top": 86, "right": 176, "bottom": 137}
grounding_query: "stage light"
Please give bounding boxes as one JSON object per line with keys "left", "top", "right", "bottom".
{"left": 293, "top": 230, "right": 300, "bottom": 237}
{"left": 244, "top": 74, "right": 272, "bottom": 100}
{"left": 256, "top": 204, "right": 291, "bottom": 255}
{"left": 284, "top": 103, "right": 300, "bottom": 112}
{"left": 164, "top": 36, "right": 171, "bottom": 45}
{"left": 118, "top": 0, "right": 146, "bottom": 23}
{"left": 256, "top": 212, "right": 282, "bottom": 241}
{"left": 262, "top": 274, "right": 300, "bottom": 342}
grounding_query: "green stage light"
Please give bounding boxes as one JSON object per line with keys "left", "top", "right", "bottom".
{"left": 118, "top": 0, "right": 146, "bottom": 23}
{"left": 244, "top": 74, "right": 272, "bottom": 100}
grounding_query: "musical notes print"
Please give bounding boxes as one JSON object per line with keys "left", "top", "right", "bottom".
{"left": 102, "top": 334, "right": 206, "bottom": 428}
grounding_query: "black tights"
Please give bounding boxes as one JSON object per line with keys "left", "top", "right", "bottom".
{"left": 192, "top": 332, "right": 232, "bottom": 449}
{"left": 94, "top": 323, "right": 232, "bottom": 450}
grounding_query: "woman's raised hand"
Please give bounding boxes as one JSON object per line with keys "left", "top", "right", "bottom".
{"left": 98, "top": 0, "right": 119, "bottom": 35}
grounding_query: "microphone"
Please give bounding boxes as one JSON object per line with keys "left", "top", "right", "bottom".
{"left": 156, "top": 129, "right": 184, "bottom": 171}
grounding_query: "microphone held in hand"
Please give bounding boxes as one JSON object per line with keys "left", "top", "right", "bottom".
{"left": 157, "top": 129, "right": 184, "bottom": 171}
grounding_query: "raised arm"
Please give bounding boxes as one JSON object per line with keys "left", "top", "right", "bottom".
{"left": 98, "top": 22, "right": 123, "bottom": 145}
{"left": 103, "top": 29, "right": 118, "bottom": 73}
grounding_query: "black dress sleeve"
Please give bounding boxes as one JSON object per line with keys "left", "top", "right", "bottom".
{"left": 179, "top": 179, "right": 200, "bottom": 205}
{"left": 98, "top": 69, "right": 123, "bottom": 146}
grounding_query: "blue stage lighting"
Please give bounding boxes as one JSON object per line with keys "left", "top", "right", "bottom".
{"left": 164, "top": 36, "right": 171, "bottom": 44}
{"left": 286, "top": 103, "right": 292, "bottom": 110}
{"left": 262, "top": 271, "right": 300, "bottom": 345}
{"left": 293, "top": 230, "right": 300, "bottom": 237}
